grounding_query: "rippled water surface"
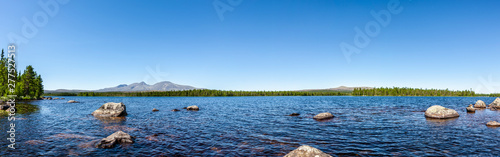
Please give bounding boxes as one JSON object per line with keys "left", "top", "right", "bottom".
{"left": 1, "top": 96, "right": 499, "bottom": 156}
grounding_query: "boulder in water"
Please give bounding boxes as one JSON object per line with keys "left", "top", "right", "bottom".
{"left": 424, "top": 105, "right": 459, "bottom": 119}
{"left": 288, "top": 113, "right": 300, "bottom": 116}
{"left": 91, "top": 102, "right": 127, "bottom": 117}
{"left": 486, "top": 121, "right": 500, "bottom": 127}
{"left": 171, "top": 109, "right": 180, "bottom": 112}
{"left": 474, "top": 100, "right": 486, "bottom": 108}
{"left": 67, "top": 100, "right": 78, "bottom": 103}
{"left": 313, "top": 112, "right": 334, "bottom": 120}
{"left": 186, "top": 105, "right": 199, "bottom": 111}
{"left": 489, "top": 97, "right": 500, "bottom": 109}
{"left": 284, "top": 145, "right": 332, "bottom": 157}
{"left": 152, "top": 108, "right": 159, "bottom": 112}
{"left": 96, "top": 131, "right": 133, "bottom": 148}
{"left": 466, "top": 104, "right": 476, "bottom": 112}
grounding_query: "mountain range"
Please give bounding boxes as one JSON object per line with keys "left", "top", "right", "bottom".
{"left": 45, "top": 81, "right": 371, "bottom": 93}
{"left": 45, "top": 81, "right": 199, "bottom": 93}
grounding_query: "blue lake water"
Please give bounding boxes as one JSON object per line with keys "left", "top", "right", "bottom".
{"left": 1, "top": 96, "right": 499, "bottom": 156}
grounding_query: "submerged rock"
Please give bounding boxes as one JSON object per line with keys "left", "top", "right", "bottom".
{"left": 67, "top": 100, "right": 78, "bottom": 103}
{"left": 425, "top": 105, "right": 459, "bottom": 119}
{"left": 91, "top": 102, "right": 127, "bottom": 117}
{"left": 489, "top": 97, "right": 500, "bottom": 109}
{"left": 186, "top": 105, "right": 199, "bottom": 111}
{"left": 474, "top": 100, "right": 486, "bottom": 108}
{"left": 313, "top": 112, "right": 334, "bottom": 120}
{"left": 288, "top": 113, "right": 300, "bottom": 116}
{"left": 25, "top": 140, "right": 46, "bottom": 145}
{"left": 171, "top": 109, "right": 180, "bottom": 112}
{"left": 284, "top": 145, "right": 332, "bottom": 157}
{"left": 466, "top": 104, "right": 476, "bottom": 112}
{"left": 152, "top": 108, "right": 159, "bottom": 112}
{"left": 486, "top": 121, "right": 500, "bottom": 127}
{"left": 96, "top": 131, "right": 133, "bottom": 148}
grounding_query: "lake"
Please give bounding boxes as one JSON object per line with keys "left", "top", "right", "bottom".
{"left": 1, "top": 96, "right": 499, "bottom": 156}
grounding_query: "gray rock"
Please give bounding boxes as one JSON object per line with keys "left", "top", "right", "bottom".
{"left": 186, "top": 105, "right": 199, "bottom": 111}
{"left": 486, "top": 121, "right": 500, "bottom": 127}
{"left": 425, "top": 105, "right": 459, "bottom": 119}
{"left": 96, "top": 131, "right": 133, "bottom": 148}
{"left": 171, "top": 109, "right": 180, "bottom": 112}
{"left": 284, "top": 145, "right": 332, "bottom": 157}
{"left": 474, "top": 100, "right": 486, "bottom": 108}
{"left": 152, "top": 108, "right": 159, "bottom": 112}
{"left": 466, "top": 104, "right": 475, "bottom": 112}
{"left": 91, "top": 102, "right": 127, "bottom": 117}
{"left": 288, "top": 113, "right": 300, "bottom": 116}
{"left": 67, "top": 100, "right": 78, "bottom": 103}
{"left": 489, "top": 97, "right": 500, "bottom": 109}
{"left": 313, "top": 112, "right": 334, "bottom": 120}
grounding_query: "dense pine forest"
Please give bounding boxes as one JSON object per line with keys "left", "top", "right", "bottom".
{"left": 0, "top": 49, "right": 44, "bottom": 100}
{"left": 352, "top": 87, "right": 476, "bottom": 96}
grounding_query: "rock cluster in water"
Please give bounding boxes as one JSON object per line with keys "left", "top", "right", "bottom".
{"left": 284, "top": 145, "right": 332, "bottom": 157}
{"left": 424, "top": 105, "right": 459, "bottom": 119}
{"left": 91, "top": 102, "right": 127, "bottom": 117}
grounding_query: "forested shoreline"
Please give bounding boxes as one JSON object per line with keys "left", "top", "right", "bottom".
{"left": 42, "top": 87, "right": 500, "bottom": 97}
{"left": 0, "top": 49, "right": 44, "bottom": 100}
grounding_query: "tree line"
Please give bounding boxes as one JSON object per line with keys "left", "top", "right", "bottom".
{"left": 352, "top": 87, "right": 476, "bottom": 97}
{"left": 0, "top": 49, "right": 44, "bottom": 99}
{"left": 47, "top": 88, "right": 498, "bottom": 97}
{"left": 77, "top": 89, "right": 348, "bottom": 97}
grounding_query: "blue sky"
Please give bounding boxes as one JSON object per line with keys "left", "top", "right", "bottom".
{"left": 1, "top": 0, "right": 499, "bottom": 93}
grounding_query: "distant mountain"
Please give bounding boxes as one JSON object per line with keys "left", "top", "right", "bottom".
{"left": 297, "top": 86, "right": 373, "bottom": 92}
{"left": 97, "top": 81, "right": 198, "bottom": 92}
{"left": 45, "top": 81, "right": 199, "bottom": 93}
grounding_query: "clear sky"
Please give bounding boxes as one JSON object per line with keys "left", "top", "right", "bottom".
{"left": 1, "top": 0, "right": 499, "bottom": 93}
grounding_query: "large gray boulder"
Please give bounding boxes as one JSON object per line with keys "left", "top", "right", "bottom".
{"left": 92, "top": 102, "right": 127, "bottom": 117}
{"left": 489, "top": 97, "right": 500, "bottom": 109}
{"left": 313, "top": 112, "right": 334, "bottom": 120}
{"left": 474, "top": 100, "right": 486, "bottom": 108}
{"left": 96, "top": 131, "right": 133, "bottom": 148}
{"left": 424, "top": 105, "right": 459, "bottom": 119}
{"left": 284, "top": 145, "right": 331, "bottom": 157}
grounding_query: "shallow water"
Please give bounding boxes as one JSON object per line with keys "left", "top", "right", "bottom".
{"left": 1, "top": 96, "right": 499, "bottom": 156}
